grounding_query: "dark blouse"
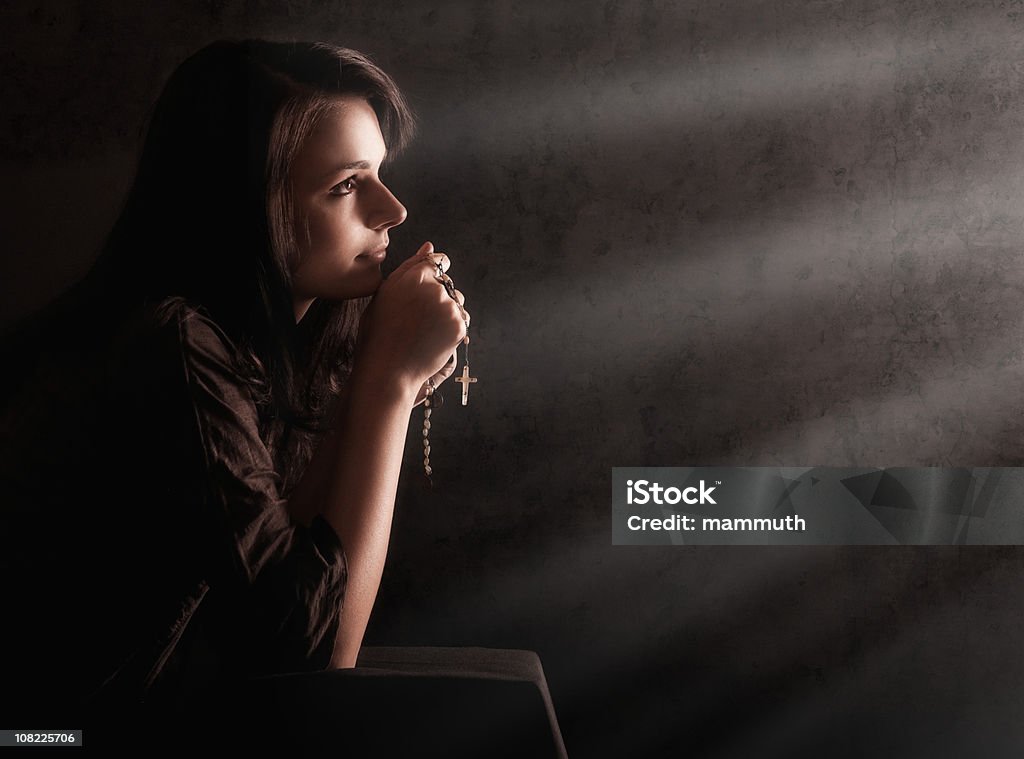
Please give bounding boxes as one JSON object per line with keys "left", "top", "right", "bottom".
{"left": 0, "top": 296, "right": 347, "bottom": 713}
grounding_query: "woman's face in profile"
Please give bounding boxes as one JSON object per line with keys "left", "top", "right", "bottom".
{"left": 288, "top": 96, "right": 407, "bottom": 318}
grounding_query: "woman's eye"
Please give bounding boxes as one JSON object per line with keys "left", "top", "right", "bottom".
{"left": 330, "top": 176, "right": 357, "bottom": 196}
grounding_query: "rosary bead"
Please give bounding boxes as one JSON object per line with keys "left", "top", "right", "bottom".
{"left": 424, "top": 420, "right": 431, "bottom": 430}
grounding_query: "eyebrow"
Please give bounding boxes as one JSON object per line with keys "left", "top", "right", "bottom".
{"left": 321, "top": 160, "right": 371, "bottom": 179}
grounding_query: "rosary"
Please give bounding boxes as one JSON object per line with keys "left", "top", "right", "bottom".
{"left": 422, "top": 259, "right": 476, "bottom": 482}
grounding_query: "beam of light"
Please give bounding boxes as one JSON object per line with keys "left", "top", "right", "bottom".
{"left": 386, "top": 505, "right": 827, "bottom": 672}
{"left": 413, "top": 4, "right": 1024, "bottom": 165}
{"left": 380, "top": 5, "right": 1024, "bottom": 753}
{"left": 466, "top": 317, "right": 1024, "bottom": 470}
{"left": 478, "top": 117, "right": 1024, "bottom": 330}
{"left": 464, "top": 126, "right": 1024, "bottom": 366}
{"left": 465, "top": 205, "right": 1024, "bottom": 464}
{"left": 401, "top": 5, "right": 1024, "bottom": 325}
{"left": 750, "top": 336, "right": 1024, "bottom": 467}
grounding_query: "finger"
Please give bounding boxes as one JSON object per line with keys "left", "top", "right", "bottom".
{"left": 392, "top": 241, "right": 438, "bottom": 277}
{"left": 414, "top": 253, "right": 451, "bottom": 283}
{"left": 418, "top": 354, "right": 457, "bottom": 402}
{"left": 435, "top": 273, "right": 460, "bottom": 305}
{"left": 434, "top": 361, "right": 456, "bottom": 383}
{"left": 425, "top": 252, "right": 451, "bottom": 273}
{"left": 451, "top": 288, "right": 466, "bottom": 306}
{"left": 448, "top": 297, "right": 470, "bottom": 331}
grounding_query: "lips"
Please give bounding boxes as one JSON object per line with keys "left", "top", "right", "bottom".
{"left": 357, "top": 246, "right": 387, "bottom": 261}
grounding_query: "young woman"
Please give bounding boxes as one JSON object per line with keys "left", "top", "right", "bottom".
{"left": 0, "top": 39, "right": 468, "bottom": 718}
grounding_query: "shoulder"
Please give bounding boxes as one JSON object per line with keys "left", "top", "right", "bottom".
{"left": 148, "top": 296, "right": 239, "bottom": 364}
{"left": 136, "top": 297, "right": 263, "bottom": 419}
{"left": 141, "top": 298, "right": 274, "bottom": 456}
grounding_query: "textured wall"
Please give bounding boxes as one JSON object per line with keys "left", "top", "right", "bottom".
{"left": 4, "top": 1, "right": 1024, "bottom": 756}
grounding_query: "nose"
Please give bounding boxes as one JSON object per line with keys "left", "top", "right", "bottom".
{"left": 369, "top": 181, "right": 407, "bottom": 230}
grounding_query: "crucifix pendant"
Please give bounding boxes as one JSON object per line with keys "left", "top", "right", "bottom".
{"left": 455, "top": 363, "right": 477, "bottom": 405}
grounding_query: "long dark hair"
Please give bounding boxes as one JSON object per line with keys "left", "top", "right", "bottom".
{"left": 7, "top": 40, "right": 415, "bottom": 490}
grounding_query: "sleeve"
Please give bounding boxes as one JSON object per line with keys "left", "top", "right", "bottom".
{"left": 170, "top": 305, "right": 347, "bottom": 676}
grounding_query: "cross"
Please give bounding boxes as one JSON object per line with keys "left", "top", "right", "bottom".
{"left": 455, "top": 364, "right": 477, "bottom": 406}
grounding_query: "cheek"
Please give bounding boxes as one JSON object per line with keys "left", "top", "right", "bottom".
{"left": 305, "top": 203, "right": 358, "bottom": 253}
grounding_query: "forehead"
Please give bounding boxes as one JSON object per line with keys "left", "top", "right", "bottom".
{"left": 291, "top": 97, "right": 386, "bottom": 178}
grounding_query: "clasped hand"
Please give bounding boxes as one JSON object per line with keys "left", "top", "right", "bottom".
{"left": 353, "top": 241, "right": 470, "bottom": 407}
